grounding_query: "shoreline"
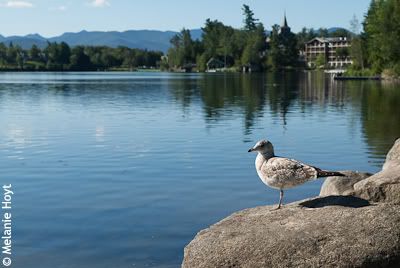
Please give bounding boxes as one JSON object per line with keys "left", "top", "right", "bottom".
{"left": 0, "top": 69, "right": 399, "bottom": 82}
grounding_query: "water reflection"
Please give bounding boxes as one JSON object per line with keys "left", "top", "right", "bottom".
{"left": 167, "top": 71, "right": 400, "bottom": 159}
{"left": 199, "top": 74, "right": 267, "bottom": 134}
{"left": 357, "top": 82, "right": 400, "bottom": 158}
{"left": 0, "top": 72, "right": 399, "bottom": 268}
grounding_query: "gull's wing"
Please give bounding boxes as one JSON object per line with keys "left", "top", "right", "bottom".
{"left": 260, "top": 157, "right": 319, "bottom": 188}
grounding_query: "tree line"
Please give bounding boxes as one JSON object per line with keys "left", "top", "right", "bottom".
{"left": 165, "top": 5, "right": 353, "bottom": 72}
{"left": 357, "top": 0, "right": 400, "bottom": 77}
{"left": 165, "top": 5, "right": 294, "bottom": 72}
{"left": 0, "top": 42, "right": 163, "bottom": 71}
{"left": 3, "top": 2, "right": 395, "bottom": 75}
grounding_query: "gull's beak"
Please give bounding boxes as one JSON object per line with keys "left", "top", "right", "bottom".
{"left": 248, "top": 148, "right": 254, "bottom": 153}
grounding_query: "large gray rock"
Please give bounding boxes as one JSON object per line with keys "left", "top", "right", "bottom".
{"left": 351, "top": 138, "right": 400, "bottom": 203}
{"left": 320, "top": 171, "right": 372, "bottom": 196}
{"left": 383, "top": 138, "right": 400, "bottom": 170}
{"left": 353, "top": 166, "right": 400, "bottom": 204}
{"left": 182, "top": 198, "right": 400, "bottom": 268}
{"left": 320, "top": 138, "right": 400, "bottom": 203}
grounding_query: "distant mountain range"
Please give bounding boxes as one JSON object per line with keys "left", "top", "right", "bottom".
{"left": 0, "top": 29, "right": 203, "bottom": 53}
{"left": 0, "top": 27, "right": 347, "bottom": 53}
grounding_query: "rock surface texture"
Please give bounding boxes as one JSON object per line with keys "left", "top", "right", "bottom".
{"left": 182, "top": 138, "right": 400, "bottom": 268}
{"left": 320, "top": 171, "right": 372, "bottom": 196}
{"left": 182, "top": 201, "right": 400, "bottom": 268}
{"left": 383, "top": 138, "right": 400, "bottom": 170}
{"left": 353, "top": 166, "right": 400, "bottom": 203}
{"left": 321, "top": 138, "right": 400, "bottom": 204}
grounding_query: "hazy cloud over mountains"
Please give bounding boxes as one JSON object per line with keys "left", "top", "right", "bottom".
{"left": 2, "top": 1, "right": 34, "bottom": 8}
{"left": 0, "top": 0, "right": 111, "bottom": 9}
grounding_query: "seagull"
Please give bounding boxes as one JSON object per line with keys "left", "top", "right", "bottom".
{"left": 248, "top": 139, "right": 344, "bottom": 209}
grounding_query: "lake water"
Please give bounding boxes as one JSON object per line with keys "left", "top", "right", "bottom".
{"left": 0, "top": 72, "right": 399, "bottom": 268}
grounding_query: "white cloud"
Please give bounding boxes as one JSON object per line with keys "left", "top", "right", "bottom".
{"left": 49, "top": 5, "right": 67, "bottom": 11}
{"left": 56, "top": 5, "right": 67, "bottom": 11}
{"left": 4, "top": 1, "right": 33, "bottom": 8}
{"left": 90, "top": 0, "right": 110, "bottom": 8}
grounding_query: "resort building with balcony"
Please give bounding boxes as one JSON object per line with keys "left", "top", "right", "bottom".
{"left": 305, "top": 37, "right": 352, "bottom": 68}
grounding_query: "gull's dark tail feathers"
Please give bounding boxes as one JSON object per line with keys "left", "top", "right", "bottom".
{"left": 316, "top": 168, "right": 345, "bottom": 178}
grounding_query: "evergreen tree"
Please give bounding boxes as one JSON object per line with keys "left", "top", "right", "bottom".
{"left": 70, "top": 46, "right": 93, "bottom": 71}
{"left": 242, "top": 4, "right": 259, "bottom": 31}
{"left": 267, "top": 25, "right": 283, "bottom": 70}
{"left": 363, "top": 0, "right": 400, "bottom": 74}
{"left": 28, "top": 45, "right": 42, "bottom": 61}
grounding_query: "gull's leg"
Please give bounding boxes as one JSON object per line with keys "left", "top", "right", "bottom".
{"left": 277, "top": 190, "right": 284, "bottom": 209}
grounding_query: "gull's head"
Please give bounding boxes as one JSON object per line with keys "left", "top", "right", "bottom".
{"left": 248, "top": 140, "right": 274, "bottom": 155}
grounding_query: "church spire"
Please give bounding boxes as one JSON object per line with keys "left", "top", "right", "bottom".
{"left": 280, "top": 11, "right": 291, "bottom": 34}
{"left": 283, "top": 11, "right": 288, "bottom": 28}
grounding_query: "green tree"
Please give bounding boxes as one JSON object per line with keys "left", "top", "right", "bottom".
{"left": 44, "top": 42, "right": 70, "bottom": 69}
{"left": 363, "top": 0, "right": 400, "bottom": 74}
{"left": 242, "top": 4, "right": 258, "bottom": 31}
{"left": 70, "top": 46, "right": 93, "bottom": 71}
{"left": 16, "top": 52, "right": 24, "bottom": 69}
{"left": 6, "top": 43, "right": 17, "bottom": 64}
{"left": 28, "top": 45, "right": 42, "bottom": 61}
{"left": 268, "top": 23, "right": 298, "bottom": 69}
{"left": 167, "top": 28, "right": 196, "bottom": 69}
{"left": 0, "top": 43, "right": 7, "bottom": 67}
{"left": 242, "top": 23, "right": 266, "bottom": 68}
{"left": 315, "top": 54, "right": 326, "bottom": 68}
{"left": 217, "top": 26, "right": 235, "bottom": 67}
{"left": 202, "top": 19, "right": 225, "bottom": 58}
{"left": 336, "top": 47, "right": 349, "bottom": 60}
{"left": 329, "top": 28, "right": 351, "bottom": 38}
{"left": 280, "top": 29, "right": 298, "bottom": 67}
{"left": 100, "top": 48, "right": 118, "bottom": 68}
{"left": 349, "top": 15, "right": 365, "bottom": 70}
{"left": 59, "top": 42, "right": 71, "bottom": 66}
{"left": 296, "top": 27, "right": 316, "bottom": 51}
{"left": 318, "top": 28, "right": 329, "bottom": 37}
{"left": 267, "top": 25, "right": 283, "bottom": 70}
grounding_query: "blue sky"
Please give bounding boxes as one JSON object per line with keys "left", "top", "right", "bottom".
{"left": 0, "top": 0, "right": 371, "bottom": 37}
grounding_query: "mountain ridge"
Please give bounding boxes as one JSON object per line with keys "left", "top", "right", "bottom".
{"left": 0, "top": 29, "right": 203, "bottom": 53}
{"left": 0, "top": 27, "right": 346, "bottom": 52}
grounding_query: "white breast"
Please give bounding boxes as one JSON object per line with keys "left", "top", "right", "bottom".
{"left": 255, "top": 153, "right": 272, "bottom": 186}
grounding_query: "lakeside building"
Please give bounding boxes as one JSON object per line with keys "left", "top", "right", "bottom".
{"left": 305, "top": 37, "right": 352, "bottom": 68}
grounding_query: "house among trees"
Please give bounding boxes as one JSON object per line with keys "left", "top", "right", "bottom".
{"left": 206, "top": 57, "right": 224, "bottom": 72}
{"left": 305, "top": 37, "right": 352, "bottom": 68}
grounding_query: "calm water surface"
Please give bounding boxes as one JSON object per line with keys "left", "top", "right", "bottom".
{"left": 0, "top": 72, "right": 399, "bottom": 268}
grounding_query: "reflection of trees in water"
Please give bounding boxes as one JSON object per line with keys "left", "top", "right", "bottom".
{"left": 354, "top": 82, "right": 400, "bottom": 158}
{"left": 168, "top": 72, "right": 400, "bottom": 158}
{"left": 266, "top": 72, "right": 298, "bottom": 126}
{"left": 168, "top": 77, "right": 199, "bottom": 112}
{"left": 199, "top": 74, "right": 267, "bottom": 134}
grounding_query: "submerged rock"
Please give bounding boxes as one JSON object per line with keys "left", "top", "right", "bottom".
{"left": 182, "top": 199, "right": 400, "bottom": 268}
